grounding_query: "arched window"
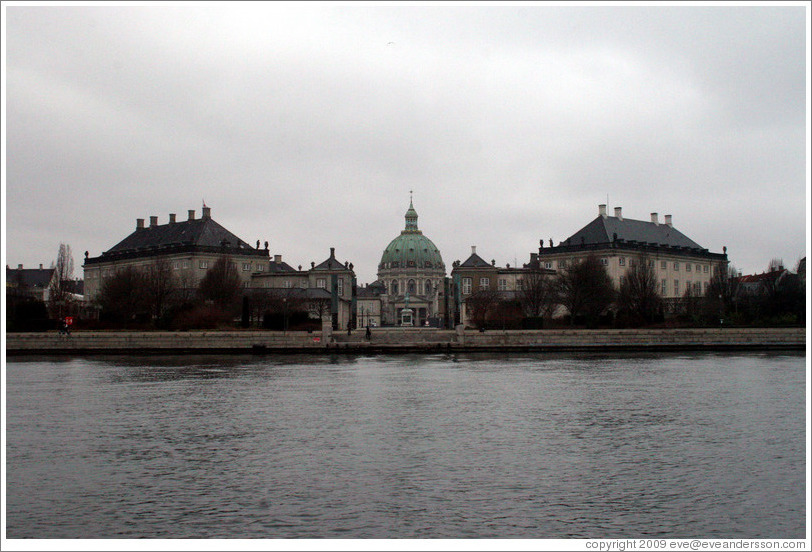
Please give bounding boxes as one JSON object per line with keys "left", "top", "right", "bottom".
{"left": 425, "top": 280, "right": 432, "bottom": 295}
{"left": 408, "top": 279, "right": 416, "bottom": 294}
{"left": 391, "top": 280, "right": 398, "bottom": 295}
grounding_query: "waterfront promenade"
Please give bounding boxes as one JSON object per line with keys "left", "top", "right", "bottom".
{"left": 5, "top": 327, "right": 806, "bottom": 355}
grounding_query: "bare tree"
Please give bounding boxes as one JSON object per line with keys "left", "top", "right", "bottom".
{"left": 145, "top": 257, "right": 177, "bottom": 321}
{"left": 465, "top": 289, "right": 501, "bottom": 329}
{"left": 48, "top": 243, "right": 75, "bottom": 319}
{"left": 197, "top": 256, "right": 242, "bottom": 311}
{"left": 617, "top": 255, "right": 663, "bottom": 326}
{"left": 557, "top": 255, "right": 615, "bottom": 326}
{"left": 97, "top": 266, "right": 151, "bottom": 323}
{"left": 518, "top": 267, "right": 558, "bottom": 320}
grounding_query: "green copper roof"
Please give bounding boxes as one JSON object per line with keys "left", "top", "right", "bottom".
{"left": 379, "top": 200, "right": 445, "bottom": 270}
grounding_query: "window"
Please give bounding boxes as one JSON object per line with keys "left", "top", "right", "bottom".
{"left": 661, "top": 279, "right": 667, "bottom": 295}
{"left": 704, "top": 282, "right": 709, "bottom": 294}
{"left": 686, "top": 281, "right": 692, "bottom": 294}
{"left": 498, "top": 278, "right": 508, "bottom": 291}
{"left": 182, "top": 260, "right": 189, "bottom": 269}
{"left": 661, "top": 261, "right": 667, "bottom": 270}
{"left": 619, "top": 257, "right": 625, "bottom": 266}
{"left": 425, "top": 280, "right": 432, "bottom": 295}
{"left": 696, "top": 265, "right": 702, "bottom": 273}
{"left": 408, "top": 279, "right": 416, "bottom": 294}
{"left": 338, "top": 278, "right": 344, "bottom": 296}
{"left": 173, "top": 262, "right": 180, "bottom": 270}
{"left": 256, "top": 264, "right": 265, "bottom": 272}
{"left": 544, "top": 262, "right": 553, "bottom": 269}
{"left": 284, "top": 280, "right": 291, "bottom": 288}
{"left": 480, "top": 278, "right": 490, "bottom": 290}
{"left": 317, "top": 278, "right": 326, "bottom": 289}
{"left": 462, "top": 277, "right": 472, "bottom": 295}
{"left": 558, "top": 260, "right": 567, "bottom": 269}
{"left": 425, "top": 261, "right": 432, "bottom": 268}
{"left": 703, "top": 265, "right": 709, "bottom": 273}
{"left": 686, "top": 263, "right": 691, "bottom": 272}
{"left": 199, "top": 260, "right": 208, "bottom": 269}
{"left": 391, "top": 261, "right": 399, "bottom": 268}
{"left": 243, "top": 263, "right": 252, "bottom": 271}
{"left": 517, "top": 278, "right": 524, "bottom": 290}
{"left": 391, "top": 280, "right": 398, "bottom": 295}
{"left": 600, "top": 258, "right": 608, "bottom": 266}
{"left": 674, "top": 262, "right": 680, "bottom": 271}
{"left": 674, "top": 280, "right": 680, "bottom": 295}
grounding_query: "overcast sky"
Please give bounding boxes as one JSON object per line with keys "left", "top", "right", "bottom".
{"left": 3, "top": 2, "right": 809, "bottom": 285}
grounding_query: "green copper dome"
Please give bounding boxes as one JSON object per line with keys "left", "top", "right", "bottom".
{"left": 379, "top": 200, "right": 445, "bottom": 271}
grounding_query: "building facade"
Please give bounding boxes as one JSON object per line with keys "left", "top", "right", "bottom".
{"left": 451, "top": 246, "right": 556, "bottom": 328}
{"left": 83, "top": 206, "right": 270, "bottom": 300}
{"left": 249, "top": 248, "right": 356, "bottom": 330}
{"left": 376, "top": 199, "right": 448, "bottom": 326}
{"left": 536, "top": 205, "right": 728, "bottom": 311}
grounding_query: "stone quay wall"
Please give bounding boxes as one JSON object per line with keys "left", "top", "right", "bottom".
{"left": 5, "top": 327, "right": 806, "bottom": 355}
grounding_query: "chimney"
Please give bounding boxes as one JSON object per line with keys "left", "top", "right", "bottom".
{"left": 39, "top": 264, "right": 43, "bottom": 270}
{"left": 614, "top": 207, "right": 623, "bottom": 221}
{"left": 18, "top": 264, "right": 23, "bottom": 270}
{"left": 471, "top": 245, "right": 477, "bottom": 256}
{"left": 188, "top": 210, "right": 195, "bottom": 221}
{"left": 169, "top": 213, "right": 176, "bottom": 224}
{"left": 202, "top": 206, "right": 211, "bottom": 219}
{"left": 274, "top": 254, "right": 282, "bottom": 264}
{"left": 651, "top": 212, "right": 659, "bottom": 225}
{"left": 665, "top": 214, "right": 672, "bottom": 227}
{"left": 599, "top": 204, "right": 607, "bottom": 217}
{"left": 530, "top": 253, "right": 539, "bottom": 265}
{"left": 137, "top": 218, "right": 145, "bottom": 230}
{"left": 150, "top": 216, "right": 158, "bottom": 227}
{"left": 330, "top": 247, "right": 336, "bottom": 258}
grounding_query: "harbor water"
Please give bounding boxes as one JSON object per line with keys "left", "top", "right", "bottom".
{"left": 4, "top": 352, "right": 807, "bottom": 539}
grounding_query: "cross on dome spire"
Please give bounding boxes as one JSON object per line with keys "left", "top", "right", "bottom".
{"left": 404, "top": 194, "right": 420, "bottom": 234}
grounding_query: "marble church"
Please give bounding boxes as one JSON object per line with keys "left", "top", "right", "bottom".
{"left": 375, "top": 197, "right": 447, "bottom": 326}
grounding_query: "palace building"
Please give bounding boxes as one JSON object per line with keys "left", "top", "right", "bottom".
{"left": 536, "top": 204, "right": 728, "bottom": 311}
{"left": 376, "top": 198, "right": 448, "bottom": 326}
{"left": 83, "top": 206, "right": 269, "bottom": 301}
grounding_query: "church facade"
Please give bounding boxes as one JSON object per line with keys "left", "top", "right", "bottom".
{"left": 376, "top": 199, "right": 448, "bottom": 327}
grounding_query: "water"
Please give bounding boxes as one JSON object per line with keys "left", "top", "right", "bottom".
{"left": 4, "top": 352, "right": 806, "bottom": 539}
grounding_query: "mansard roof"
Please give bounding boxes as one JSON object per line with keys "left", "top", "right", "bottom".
{"left": 313, "top": 248, "right": 353, "bottom": 272}
{"left": 266, "top": 260, "right": 299, "bottom": 273}
{"left": 6, "top": 266, "right": 56, "bottom": 289}
{"left": 562, "top": 215, "right": 703, "bottom": 250}
{"left": 459, "top": 252, "right": 493, "bottom": 268}
{"left": 86, "top": 208, "right": 267, "bottom": 264}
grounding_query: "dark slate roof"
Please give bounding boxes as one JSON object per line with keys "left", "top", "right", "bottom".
{"left": 313, "top": 248, "right": 352, "bottom": 271}
{"left": 266, "top": 260, "right": 299, "bottom": 273}
{"left": 87, "top": 212, "right": 268, "bottom": 263}
{"left": 561, "top": 215, "right": 704, "bottom": 250}
{"left": 6, "top": 267, "right": 55, "bottom": 289}
{"left": 459, "top": 252, "right": 493, "bottom": 268}
{"left": 108, "top": 217, "right": 254, "bottom": 253}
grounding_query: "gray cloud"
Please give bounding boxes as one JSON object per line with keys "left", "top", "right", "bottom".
{"left": 4, "top": 4, "right": 808, "bottom": 284}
